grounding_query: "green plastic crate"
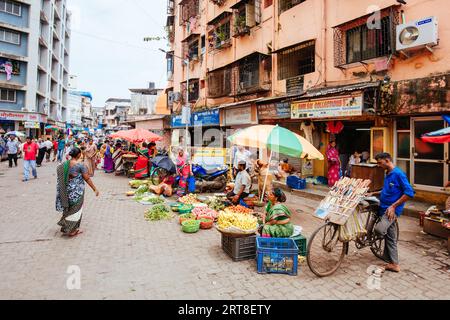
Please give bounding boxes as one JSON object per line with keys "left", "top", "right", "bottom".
{"left": 291, "top": 234, "right": 307, "bottom": 256}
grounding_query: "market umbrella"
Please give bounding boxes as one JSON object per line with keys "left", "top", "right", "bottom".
{"left": 110, "top": 128, "right": 162, "bottom": 143}
{"left": 6, "top": 131, "right": 26, "bottom": 138}
{"left": 228, "top": 125, "right": 324, "bottom": 201}
{"left": 152, "top": 155, "right": 176, "bottom": 174}
{"left": 421, "top": 115, "right": 450, "bottom": 144}
{"left": 45, "top": 125, "right": 59, "bottom": 131}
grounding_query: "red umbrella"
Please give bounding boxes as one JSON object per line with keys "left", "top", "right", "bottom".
{"left": 110, "top": 128, "right": 162, "bottom": 143}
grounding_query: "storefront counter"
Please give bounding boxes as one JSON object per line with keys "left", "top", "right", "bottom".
{"left": 350, "top": 163, "right": 385, "bottom": 192}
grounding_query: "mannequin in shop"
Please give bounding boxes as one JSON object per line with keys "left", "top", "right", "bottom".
{"left": 300, "top": 120, "right": 315, "bottom": 143}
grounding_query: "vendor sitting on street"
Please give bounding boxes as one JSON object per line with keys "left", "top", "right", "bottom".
{"left": 227, "top": 160, "right": 251, "bottom": 205}
{"left": 261, "top": 188, "right": 294, "bottom": 238}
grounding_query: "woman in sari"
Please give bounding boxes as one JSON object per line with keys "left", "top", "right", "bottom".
{"left": 103, "top": 141, "right": 114, "bottom": 173}
{"left": 113, "top": 142, "right": 125, "bottom": 176}
{"left": 134, "top": 142, "right": 150, "bottom": 179}
{"left": 261, "top": 188, "right": 294, "bottom": 238}
{"left": 56, "top": 147, "right": 99, "bottom": 237}
{"left": 326, "top": 140, "right": 341, "bottom": 187}
{"left": 176, "top": 148, "right": 190, "bottom": 197}
{"left": 83, "top": 138, "right": 98, "bottom": 177}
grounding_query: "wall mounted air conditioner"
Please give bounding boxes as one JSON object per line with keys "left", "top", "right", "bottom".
{"left": 171, "top": 92, "right": 182, "bottom": 102}
{"left": 396, "top": 16, "right": 439, "bottom": 52}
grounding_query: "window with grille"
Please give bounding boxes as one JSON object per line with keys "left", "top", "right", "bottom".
{"left": 238, "top": 54, "right": 259, "bottom": 92}
{"left": 0, "top": 27, "right": 20, "bottom": 45}
{"left": 214, "top": 21, "right": 231, "bottom": 48}
{"left": 277, "top": 40, "right": 315, "bottom": 80}
{"left": 0, "top": 88, "right": 16, "bottom": 102}
{"left": 207, "top": 67, "right": 231, "bottom": 98}
{"left": 188, "top": 39, "right": 199, "bottom": 59}
{"left": 182, "top": 80, "right": 199, "bottom": 102}
{"left": 0, "top": 0, "right": 21, "bottom": 16}
{"left": 279, "top": 0, "right": 306, "bottom": 15}
{"left": 166, "top": 55, "right": 174, "bottom": 79}
{"left": 346, "top": 16, "right": 392, "bottom": 64}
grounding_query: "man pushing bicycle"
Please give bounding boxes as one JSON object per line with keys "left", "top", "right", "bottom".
{"left": 373, "top": 153, "right": 415, "bottom": 273}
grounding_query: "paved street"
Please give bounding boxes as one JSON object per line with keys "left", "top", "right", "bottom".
{"left": 0, "top": 160, "right": 449, "bottom": 300}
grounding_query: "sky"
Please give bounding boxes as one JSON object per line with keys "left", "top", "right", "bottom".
{"left": 67, "top": 0, "right": 169, "bottom": 108}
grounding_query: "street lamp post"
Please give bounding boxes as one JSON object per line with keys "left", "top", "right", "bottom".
{"left": 159, "top": 48, "right": 190, "bottom": 155}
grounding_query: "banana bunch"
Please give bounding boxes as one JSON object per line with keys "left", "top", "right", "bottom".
{"left": 218, "top": 211, "right": 257, "bottom": 231}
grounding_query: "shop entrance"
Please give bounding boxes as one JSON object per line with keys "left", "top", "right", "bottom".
{"left": 335, "top": 121, "right": 373, "bottom": 175}
{"left": 412, "top": 117, "right": 449, "bottom": 192}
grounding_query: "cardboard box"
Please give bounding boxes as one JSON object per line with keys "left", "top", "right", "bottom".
{"left": 423, "top": 218, "right": 450, "bottom": 239}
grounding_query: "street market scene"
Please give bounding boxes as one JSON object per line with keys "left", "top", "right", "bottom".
{"left": 0, "top": 0, "right": 450, "bottom": 302}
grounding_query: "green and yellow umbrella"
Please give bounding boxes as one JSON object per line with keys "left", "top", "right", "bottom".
{"left": 228, "top": 125, "right": 324, "bottom": 201}
{"left": 228, "top": 125, "right": 323, "bottom": 160}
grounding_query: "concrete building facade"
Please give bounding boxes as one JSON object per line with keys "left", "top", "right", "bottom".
{"left": 0, "top": 0, "right": 71, "bottom": 136}
{"left": 166, "top": 0, "right": 450, "bottom": 202}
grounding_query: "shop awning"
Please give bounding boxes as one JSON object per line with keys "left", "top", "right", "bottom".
{"left": 300, "top": 81, "right": 381, "bottom": 99}
{"left": 217, "top": 98, "right": 264, "bottom": 109}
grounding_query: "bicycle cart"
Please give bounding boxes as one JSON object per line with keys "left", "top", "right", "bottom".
{"left": 306, "top": 178, "right": 399, "bottom": 277}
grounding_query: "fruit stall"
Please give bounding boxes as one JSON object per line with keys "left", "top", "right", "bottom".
{"left": 125, "top": 179, "right": 307, "bottom": 275}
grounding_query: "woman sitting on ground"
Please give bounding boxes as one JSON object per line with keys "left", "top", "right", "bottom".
{"left": 261, "top": 188, "right": 294, "bottom": 238}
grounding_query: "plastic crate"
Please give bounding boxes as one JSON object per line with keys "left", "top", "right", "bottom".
{"left": 221, "top": 234, "right": 257, "bottom": 262}
{"left": 291, "top": 234, "right": 307, "bottom": 256}
{"left": 286, "top": 176, "right": 306, "bottom": 190}
{"left": 256, "top": 238, "right": 298, "bottom": 275}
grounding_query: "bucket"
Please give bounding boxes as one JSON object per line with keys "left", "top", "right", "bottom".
{"left": 187, "top": 176, "right": 196, "bottom": 193}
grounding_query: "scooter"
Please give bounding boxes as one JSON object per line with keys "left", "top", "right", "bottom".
{"left": 192, "top": 164, "right": 229, "bottom": 181}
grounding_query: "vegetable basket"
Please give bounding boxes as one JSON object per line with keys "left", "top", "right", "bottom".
{"left": 181, "top": 220, "right": 201, "bottom": 233}
{"left": 178, "top": 204, "right": 194, "bottom": 214}
{"left": 179, "top": 213, "right": 195, "bottom": 225}
{"left": 198, "top": 216, "right": 214, "bottom": 229}
{"left": 214, "top": 224, "right": 258, "bottom": 238}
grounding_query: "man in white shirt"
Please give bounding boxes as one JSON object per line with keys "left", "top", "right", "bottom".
{"left": 44, "top": 138, "right": 53, "bottom": 162}
{"left": 227, "top": 160, "right": 252, "bottom": 205}
{"left": 233, "top": 146, "right": 252, "bottom": 178}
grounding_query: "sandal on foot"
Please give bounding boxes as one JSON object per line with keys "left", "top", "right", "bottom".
{"left": 68, "top": 230, "right": 83, "bottom": 237}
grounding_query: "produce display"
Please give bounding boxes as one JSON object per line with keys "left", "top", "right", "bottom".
{"left": 181, "top": 220, "right": 201, "bottom": 233}
{"left": 179, "top": 213, "right": 196, "bottom": 224}
{"left": 144, "top": 204, "right": 172, "bottom": 221}
{"left": 224, "top": 205, "right": 254, "bottom": 215}
{"left": 192, "top": 207, "right": 219, "bottom": 220}
{"left": 217, "top": 211, "right": 258, "bottom": 234}
{"left": 134, "top": 184, "right": 149, "bottom": 196}
{"left": 205, "top": 196, "right": 226, "bottom": 211}
{"left": 199, "top": 217, "right": 214, "bottom": 229}
{"left": 179, "top": 194, "right": 200, "bottom": 204}
{"left": 126, "top": 191, "right": 135, "bottom": 197}
{"left": 129, "top": 179, "right": 150, "bottom": 189}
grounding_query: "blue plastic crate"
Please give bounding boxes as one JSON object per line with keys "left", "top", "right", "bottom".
{"left": 286, "top": 176, "right": 306, "bottom": 190}
{"left": 256, "top": 238, "right": 299, "bottom": 276}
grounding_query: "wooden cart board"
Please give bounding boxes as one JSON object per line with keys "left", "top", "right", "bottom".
{"left": 314, "top": 178, "right": 371, "bottom": 225}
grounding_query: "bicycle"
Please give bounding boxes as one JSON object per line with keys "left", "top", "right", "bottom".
{"left": 306, "top": 197, "right": 399, "bottom": 277}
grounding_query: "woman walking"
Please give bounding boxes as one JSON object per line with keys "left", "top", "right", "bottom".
{"left": 326, "top": 140, "right": 341, "bottom": 187}
{"left": 56, "top": 147, "right": 99, "bottom": 237}
{"left": 261, "top": 188, "right": 294, "bottom": 238}
{"left": 84, "top": 138, "right": 98, "bottom": 177}
{"left": 103, "top": 140, "right": 114, "bottom": 173}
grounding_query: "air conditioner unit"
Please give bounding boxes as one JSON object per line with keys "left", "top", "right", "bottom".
{"left": 172, "top": 92, "right": 182, "bottom": 102}
{"left": 396, "top": 17, "right": 439, "bottom": 52}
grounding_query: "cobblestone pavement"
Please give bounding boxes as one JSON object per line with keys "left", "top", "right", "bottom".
{"left": 0, "top": 160, "right": 449, "bottom": 300}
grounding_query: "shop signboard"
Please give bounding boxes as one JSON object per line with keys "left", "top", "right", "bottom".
{"left": 172, "top": 109, "right": 220, "bottom": 128}
{"left": 258, "top": 102, "right": 291, "bottom": 120}
{"left": 191, "top": 147, "right": 227, "bottom": 169}
{"left": 291, "top": 95, "right": 363, "bottom": 119}
{"left": 0, "top": 111, "right": 47, "bottom": 123}
{"left": 192, "top": 109, "right": 220, "bottom": 126}
{"left": 24, "top": 122, "right": 40, "bottom": 129}
{"left": 225, "top": 105, "right": 256, "bottom": 126}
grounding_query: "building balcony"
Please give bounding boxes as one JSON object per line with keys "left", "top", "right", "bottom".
{"left": 39, "top": 35, "right": 48, "bottom": 48}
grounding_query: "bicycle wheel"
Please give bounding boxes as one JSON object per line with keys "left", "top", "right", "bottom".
{"left": 370, "top": 220, "right": 400, "bottom": 261}
{"left": 306, "top": 222, "right": 348, "bottom": 277}
{"left": 151, "top": 167, "right": 169, "bottom": 185}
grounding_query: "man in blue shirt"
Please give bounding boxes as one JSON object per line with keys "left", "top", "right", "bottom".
{"left": 374, "top": 153, "right": 415, "bottom": 273}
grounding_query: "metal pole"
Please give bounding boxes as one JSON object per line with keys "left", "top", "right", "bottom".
{"left": 185, "top": 59, "right": 189, "bottom": 157}
{"left": 260, "top": 149, "right": 273, "bottom": 202}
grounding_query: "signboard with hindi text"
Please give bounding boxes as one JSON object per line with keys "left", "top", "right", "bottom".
{"left": 291, "top": 94, "right": 363, "bottom": 119}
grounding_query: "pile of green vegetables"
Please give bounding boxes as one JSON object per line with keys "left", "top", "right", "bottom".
{"left": 129, "top": 179, "right": 150, "bottom": 189}
{"left": 144, "top": 204, "right": 172, "bottom": 221}
{"left": 205, "top": 196, "right": 226, "bottom": 211}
